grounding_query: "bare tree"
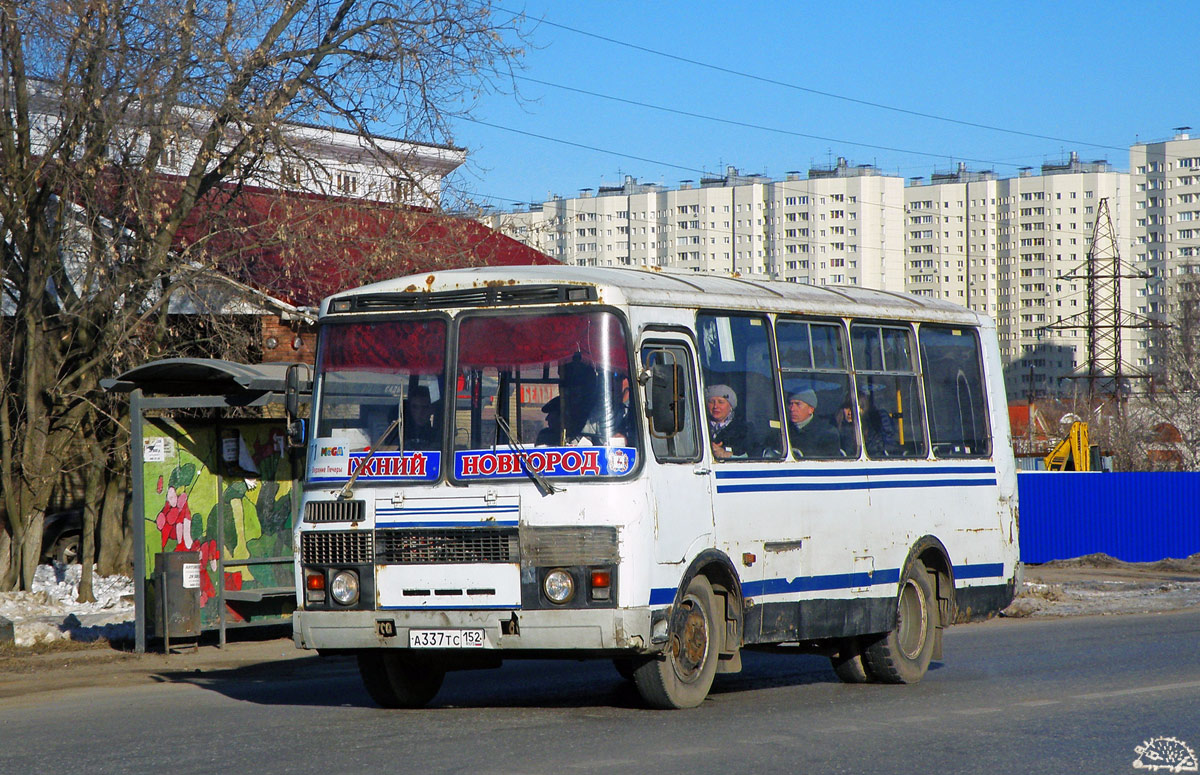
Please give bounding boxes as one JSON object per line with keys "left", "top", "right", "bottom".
{"left": 1138, "top": 288, "right": 1200, "bottom": 471}
{"left": 0, "top": 0, "right": 526, "bottom": 590}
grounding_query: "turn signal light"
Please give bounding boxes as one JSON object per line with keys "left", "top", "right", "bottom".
{"left": 305, "top": 570, "right": 326, "bottom": 605}
{"left": 590, "top": 569, "right": 611, "bottom": 601}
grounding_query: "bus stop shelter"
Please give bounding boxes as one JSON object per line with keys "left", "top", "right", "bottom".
{"left": 103, "top": 358, "right": 310, "bottom": 652}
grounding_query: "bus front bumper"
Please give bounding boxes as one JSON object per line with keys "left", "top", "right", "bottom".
{"left": 293, "top": 607, "right": 654, "bottom": 653}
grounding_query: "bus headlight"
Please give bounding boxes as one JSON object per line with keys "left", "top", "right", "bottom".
{"left": 330, "top": 570, "right": 360, "bottom": 606}
{"left": 543, "top": 569, "right": 575, "bottom": 604}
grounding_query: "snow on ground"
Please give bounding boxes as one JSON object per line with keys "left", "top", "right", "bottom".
{"left": 1003, "top": 553, "right": 1200, "bottom": 618}
{"left": 0, "top": 564, "right": 135, "bottom": 647}
{"left": 1003, "top": 578, "right": 1200, "bottom": 618}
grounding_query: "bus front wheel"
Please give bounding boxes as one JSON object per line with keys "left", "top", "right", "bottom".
{"left": 357, "top": 651, "right": 445, "bottom": 708}
{"left": 634, "top": 574, "right": 720, "bottom": 709}
{"left": 863, "top": 559, "right": 938, "bottom": 684}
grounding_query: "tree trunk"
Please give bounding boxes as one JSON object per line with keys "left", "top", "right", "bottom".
{"left": 0, "top": 522, "right": 10, "bottom": 584}
{"left": 18, "top": 511, "right": 45, "bottom": 591}
{"left": 98, "top": 472, "right": 132, "bottom": 576}
{"left": 78, "top": 442, "right": 104, "bottom": 603}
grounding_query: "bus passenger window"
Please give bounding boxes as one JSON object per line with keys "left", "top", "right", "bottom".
{"left": 777, "top": 318, "right": 857, "bottom": 459}
{"left": 851, "top": 324, "right": 927, "bottom": 459}
{"left": 696, "top": 313, "right": 783, "bottom": 461}
{"left": 920, "top": 325, "right": 991, "bottom": 458}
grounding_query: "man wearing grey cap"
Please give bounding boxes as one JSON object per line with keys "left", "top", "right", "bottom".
{"left": 705, "top": 383, "right": 753, "bottom": 460}
{"left": 786, "top": 387, "right": 841, "bottom": 458}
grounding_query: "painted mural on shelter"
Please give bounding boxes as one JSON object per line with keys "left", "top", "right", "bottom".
{"left": 142, "top": 419, "right": 295, "bottom": 628}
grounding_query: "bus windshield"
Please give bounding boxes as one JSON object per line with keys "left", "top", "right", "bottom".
{"left": 307, "top": 309, "right": 637, "bottom": 484}
{"left": 453, "top": 310, "right": 636, "bottom": 479}
{"left": 310, "top": 318, "right": 447, "bottom": 482}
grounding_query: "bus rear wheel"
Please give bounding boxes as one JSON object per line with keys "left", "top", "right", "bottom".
{"left": 357, "top": 651, "right": 445, "bottom": 708}
{"left": 830, "top": 637, "right": 875, "bottom": 684}
{"left": 634, "top": 575, "right": 720, "bottom": 709}
{"left": 863, "top": 559, "right": 938, "bottom": 684}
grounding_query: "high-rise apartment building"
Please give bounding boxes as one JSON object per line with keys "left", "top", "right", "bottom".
{"left": 485, "top": 150, "right": 1151, "bottom": 399}
{"left": 482, "top": 160, "right": 905, "bottom": 291}
{"left": 1129, "top": 130, "right": 1200, "bottom": 369}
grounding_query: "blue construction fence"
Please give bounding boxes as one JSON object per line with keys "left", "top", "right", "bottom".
{"left": 1018, "top": 472, "right": 1200, "bottom": 564}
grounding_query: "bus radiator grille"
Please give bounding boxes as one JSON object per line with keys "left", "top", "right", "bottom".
{"left": 519, "top": 526, "right": 619, "bottom": 566}
{"left": 304, "top": 500, "right": 365, "bottom": 523}
{"left": 375, "top": 528, "right": 520, "bottom": 565}
{"left": 301, "top": 530, "right": 373, "bottom": 565}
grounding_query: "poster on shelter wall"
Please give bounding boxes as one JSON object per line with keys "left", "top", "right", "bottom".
{"left": 141, "top": 419, "right": 295, "bottom": 630}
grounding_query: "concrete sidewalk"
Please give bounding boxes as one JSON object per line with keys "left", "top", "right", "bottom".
{"left": 0, "top": 633, "right": 318, "bottom": 701}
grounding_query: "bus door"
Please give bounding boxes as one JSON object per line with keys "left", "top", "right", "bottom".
{"left": 695, "top": 312, "right": 786, "bottom": 601}
{"left": 639, "top": 337, "right": 713, "bottom": 565}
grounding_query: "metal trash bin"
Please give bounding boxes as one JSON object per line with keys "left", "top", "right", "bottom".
{"left": 154, "top": 551, "right": 201, "bottom": 645}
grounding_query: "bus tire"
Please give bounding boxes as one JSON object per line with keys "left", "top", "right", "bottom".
{"left": 356, "top": 651, "right": 445, "bottom": 708}
{"left": 634, "top": 575, "right": 720, "bottom": 709}
{"left": 612, "top": 657, "right": 638, "bottom": 682}
{"left": 830, "top": 638, "right": 874, "bottom": 684}
{"left": 863, "top": 559, "right": 938, "bottom": 684}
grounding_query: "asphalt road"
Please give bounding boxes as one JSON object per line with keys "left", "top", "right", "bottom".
{"left": 2, "top": 610, "right": 1198, "bottom": 775}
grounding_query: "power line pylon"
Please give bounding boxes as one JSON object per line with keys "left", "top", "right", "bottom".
{"left": 1043, "top": 197, "right": 1155, "bottom": 400}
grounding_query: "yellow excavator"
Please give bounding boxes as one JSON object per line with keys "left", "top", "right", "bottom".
{"left": 1043, "top": 421, "right": 1092, "bottom": 471}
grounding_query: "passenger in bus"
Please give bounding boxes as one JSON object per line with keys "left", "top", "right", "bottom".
{"left": 403, "top": 386, "right": 440, "bottom": 450}
{"left": 858, "top": 385, "right": 899, "bottom": 457}
{"left": 610, "top": 375, "right": 633, "bottom": 444}
{"left": 705, "top": 384, "right": 753, "bottom": 460}
{"left": 535, "top": 396, "right": 563, "bottom": 446}
{"left": 785, "top": 388, "right": 841, "bottom": 458}
{"left": 834, "top": 398, "right": 859, "bottom": 456}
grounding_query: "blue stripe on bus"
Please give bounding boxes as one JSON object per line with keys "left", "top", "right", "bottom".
{"left": 375, "top": 520, "right": 520, "bottom": 528}
{"left": 745, "top": 568, "right": 903, "bottom": 597}
{"left": 647, "top": 562, "right": 1007, "bottom": 605}
{"left": 716, "top": 477, "right": 997, "bottom": 494}
{"left": 376, "top": 506, "right": 520, "bottom": 515}
{"left": 714, "top": 465, "right": 997, "bottom": 480}
{"left": 952, "top": 562, "right": 1005, "bottom": 580}
{"left": 378, "top": 605, "right": 519, "bottom": 611}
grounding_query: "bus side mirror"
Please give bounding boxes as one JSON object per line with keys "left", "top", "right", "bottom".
{"left": 644, "top": 362, "right": 684, "bottom": 435}
{"left": 284, "top": 363, "right": 309, "bottom": 448}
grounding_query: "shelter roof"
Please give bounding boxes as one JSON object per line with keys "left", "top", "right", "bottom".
{"left": 102, "top": 358, "right": 310, "bottom": 396}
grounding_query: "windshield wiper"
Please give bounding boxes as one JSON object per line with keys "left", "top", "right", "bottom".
{"left": 338, "top": 396, "right": 404, "bottom": 500}
{"left": 496, "top": 415, "right": 561, "bottom": 496}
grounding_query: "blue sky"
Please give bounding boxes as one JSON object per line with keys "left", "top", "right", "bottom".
{"left": 447, "top": 1, "right": 1198, "bottom": 209}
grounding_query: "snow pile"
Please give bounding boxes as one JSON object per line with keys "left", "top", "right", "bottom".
{"left": 0, "top": 564, "right": 135, "bottom": 647}
{"left": 1004, "top": 577, "right": 1200, "bottom": 617}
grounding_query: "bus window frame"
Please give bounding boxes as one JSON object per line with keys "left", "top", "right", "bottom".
{"left": 917, "top": 323, "right": 993, "bottom": 459}
{"left": 448, "top": 304, "right": 644, "bottom": 485}
{"left": 695, "top": 309, "right": 786, "bottom": 463}
{"left": 639, "top": 339, "right": 703, "bottom": 464}
{"left": 775, "top": 315, "right": 858, "bottom": 461}
{"left": 849, "top": 319, "right": 930, "bottom": 459}
{"left": 308, "top": 311, "right": 454, "bottom": 487}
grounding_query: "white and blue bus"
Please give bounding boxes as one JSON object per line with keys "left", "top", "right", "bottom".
{"left": 291, "top": 266, "right": 1019, "bottom": 709}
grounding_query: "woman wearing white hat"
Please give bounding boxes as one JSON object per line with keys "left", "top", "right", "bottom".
{"left": 705, "top": 383, "right": 753, "bottom": 460}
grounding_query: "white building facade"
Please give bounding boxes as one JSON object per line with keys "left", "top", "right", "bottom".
{"left": 1129, "top": 130, "right": 1200, "bottom": 364}
{"left": 483, "top": 160, "right": 905, "bottom": 292}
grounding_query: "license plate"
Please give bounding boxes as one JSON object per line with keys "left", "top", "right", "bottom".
{"left": 408, "top": 629, "right": 485, "bottom": 649}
